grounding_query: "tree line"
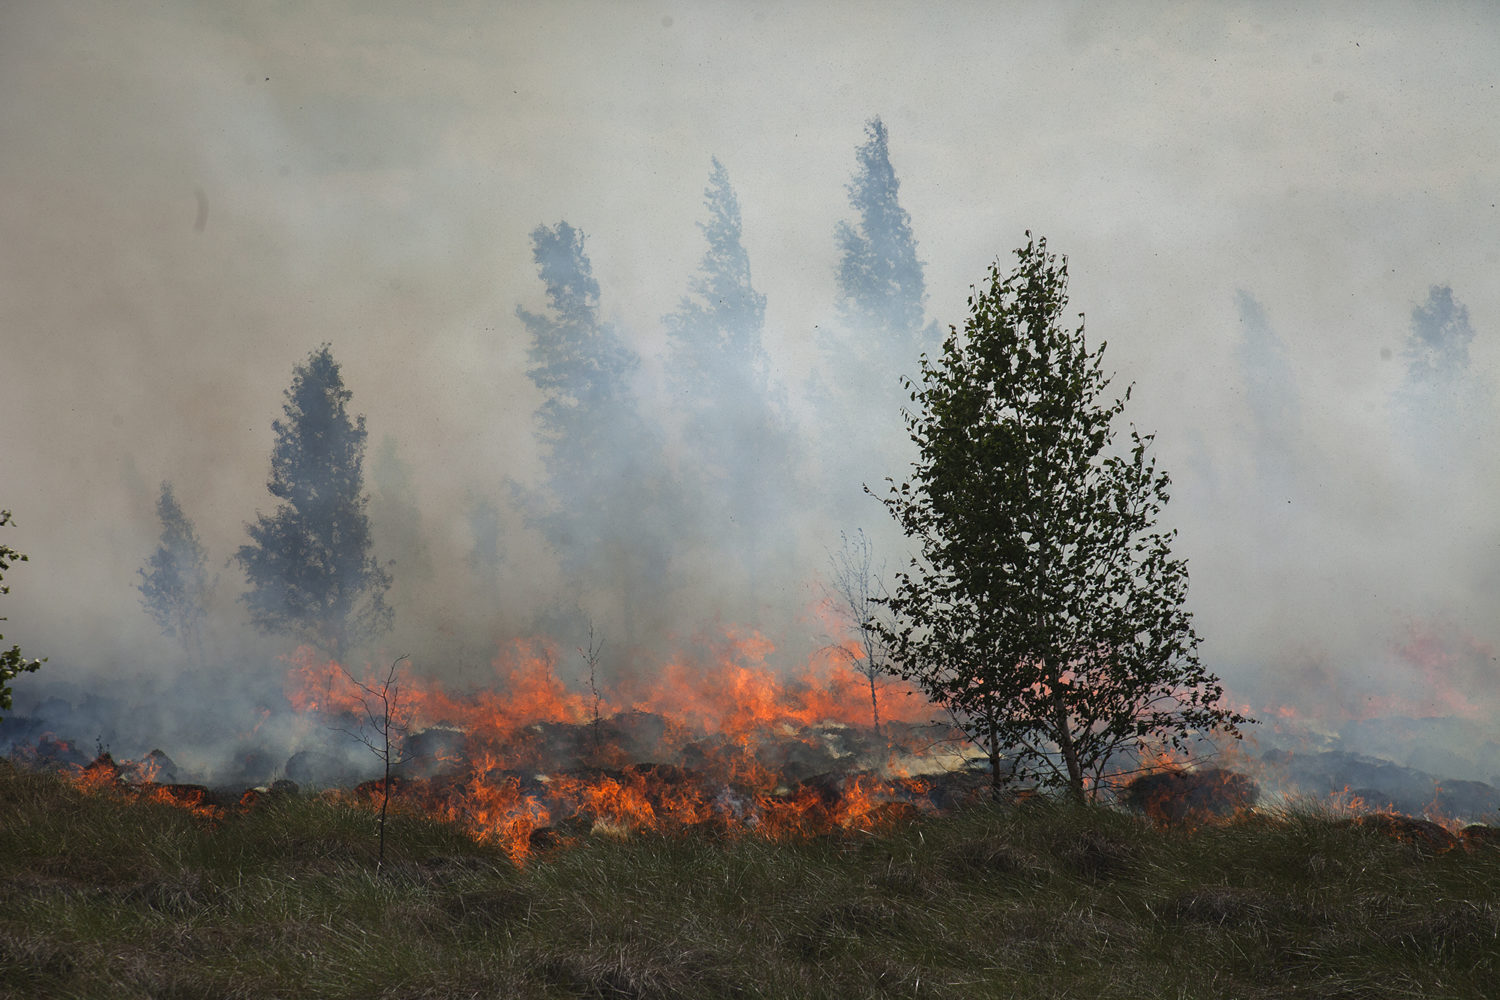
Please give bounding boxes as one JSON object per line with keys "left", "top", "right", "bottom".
{"left": 133, "top": 116, "right": 935, "bottom": 667}
{"left": 103, "top": 116, "right": 1486, "bottom": 800}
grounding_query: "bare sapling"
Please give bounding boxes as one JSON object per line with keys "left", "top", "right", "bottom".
{"left": 826, "top": 528, "right": 892, "bottom": 739}
{"left": 579, "top": 623, "right": 605, "bottom": 754}
{"left": 337, "top": 654, "right": 414, "bottom": 870}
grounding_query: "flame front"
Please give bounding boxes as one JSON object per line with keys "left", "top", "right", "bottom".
{"left": 293, "top": 630, "right": 942, "bottom": 859}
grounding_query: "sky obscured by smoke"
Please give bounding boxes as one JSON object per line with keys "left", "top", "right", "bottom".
{"left": 2, "top": 2, "right": 1498, "bottom": 747}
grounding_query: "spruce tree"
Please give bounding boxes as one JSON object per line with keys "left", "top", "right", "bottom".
{"left": 1405, "top": 285, "right": 1475, "bottom": 385}
{"left": 664, "top": 159, "right": 792, "bottom": 551}
{"left": 835, "top": 117, "right": 935, "bottom": 364}
{"left": 465, "top": 496, "right": 503, "bottom": 590}
{"left": 516, "top": 223, "right": 679, "bottom": 635}
{"left": 1396, "top": 285, "right": 1491, "bottom": 464}
{"left": 369, "top": 435, "right": 430, "bottom": 611}
{"left": 236, "top": 345, "right": 391, "bottom": 660}
{"left": 876, "top": 235, "right": 1248, "bottom": 800}
{"left": 666, "top": 159, "right": 770, "bottom": 409}
{"left": 1234, "top": 292, "right": 1302, "bottom": 494}
{"left": 517, "top": 222, "right": 643, "bottom": 516}
{"left": 819, "top": 118, "right": 939, "bottom": 510}
{"left": 137, "top": 481, "right": 214, "bottom": 662}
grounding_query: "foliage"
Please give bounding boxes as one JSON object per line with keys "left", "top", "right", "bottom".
{"left": 1404, "top": 284, "right": 1475, "bottom": 384}
{"left": 518, "top": 222, "right": 642, "bottom": 479}
{"left": 369, "top": 434, "right": 431, "bottom": 592}
{"left": 465, "top": 495, "right": 503, "bottom": 588}
{"left": 1234, "top": 291, "right": 1301, "bottom": 479}
{"left": 875, "top": 235, "right": 1248, "bottom": 800}
{"left": 235, "top": 344, "right": 392, "bottom": 660}
{"left": 0, "top": 510, "right": 45, "bottom": 720}
{"left": 136, "top": 481, "right": 214, "bottom": 661}
{"left": 665, "top": 158, "right": 770, "bottom": 397}
{"left": 818, "top": 118, "right": 939, "bottom": 508}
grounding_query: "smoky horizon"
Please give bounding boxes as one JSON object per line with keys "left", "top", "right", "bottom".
{"left": 2, "top": 4, "right": 1497, "bottom": 793}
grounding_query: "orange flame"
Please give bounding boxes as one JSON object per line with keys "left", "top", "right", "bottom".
{"left": 282, "top": 627, "right": 945, "bottom": 859}
{"left": 64, "top": 753, "right": 226, "bottom": 822}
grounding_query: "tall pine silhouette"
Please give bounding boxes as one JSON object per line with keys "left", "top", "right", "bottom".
{"left": 665, "top": 159, "right": 793, "bottom": 566}
{"left": 819, "top": 118, "right": 937, "bottom": 513}
{"left": 516, "top": 223, "right": 679, "bottom": 638}
{"left": 138, "top": 481, "right": 214, "bottom": 664}
{"left": 834, "top": 117, "right": 936, "bottom": 370}
{"left": 236, "top": 345, "right": 391, "bottom": 660}
{"left": 1395, "top": 285, "right": 1492, "bottom": 478}
{"left": 1234, "top": 291, "right": 1301, "bottom": 492}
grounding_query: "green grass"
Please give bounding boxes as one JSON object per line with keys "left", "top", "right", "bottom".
{"left": 2, "top": 760, "right": 1498, "bottom": 999}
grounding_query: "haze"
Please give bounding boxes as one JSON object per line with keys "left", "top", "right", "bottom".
{"left": 2, "top": 3, "right": 1497, "bottom": 758}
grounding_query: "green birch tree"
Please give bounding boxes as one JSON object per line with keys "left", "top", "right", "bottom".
{"left": 875, "top": 235, "right": 1248, "bottom": 800}
{"left": 0, "top": 511, "right": 44, "bottom": 719}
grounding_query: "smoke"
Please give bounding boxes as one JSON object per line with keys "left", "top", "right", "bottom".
{"left": 2, "top": 3, "right": 1499, "bottom": 785}
{"left": 1178, "top": 279, "right": 1500, "bottom": 735}
{"left": 512, "top": 220, "right": 692, "bottom": 653}
{"left": 663, "top": 157, "right": 800, "bottom": 602}
{"left": 370, "top": 435, "right": 432, "bottom": 602}
{"left": 1394, "top": 286, "right": 1494, "bottom": 482}
{"left": 1233, "top": 291, "right": 1302, "bottom": 490}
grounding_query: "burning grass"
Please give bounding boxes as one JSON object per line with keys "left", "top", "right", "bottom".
{"left": 4, "top": 760, "right": 1500, "bottom": 999}
{"left": 270, "top": 638, "right": 974, "bottom": 861}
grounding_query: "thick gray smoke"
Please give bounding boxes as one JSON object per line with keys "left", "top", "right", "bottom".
{"left": 2, "top": 4, "right": 1498, "bottom": 792}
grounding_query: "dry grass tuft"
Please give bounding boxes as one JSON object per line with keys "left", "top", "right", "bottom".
{"left": 118, "top": 869, "right": 221, "bottom": 916}
{"left": 32, "top": 849, "right": 155, "bottom": 888}
{"left": 1058, "top": 827, "right": 1136, "bottom": 879}
{"left": 942, "top": 836, "right": 1025, "bottom": 878}
{"left": 867, "top": 857, "right": 935, "bottom": 898}
{"left": 1168, "top": 885, "right": 1281, "bottom": 928}
{"left": 1460, "top": 824, "right": 1500, "bottom": 850}
{"left": 0, "top": 927, "right": 77, "bottom": 991}
{"left": 789, "top": 895, "right": 915, "bottom": 959}
{"left": 442, "top": 886, "right": 534, "bottom": 928}
{"left": 538, "top": 944, "right": 744, "bottom": 1000}
{"left": 1343, "top": 813, "right": 1459, "bottom": 855}
{"left": 1381, "top": 900, "right": 1500, "bottom": 955}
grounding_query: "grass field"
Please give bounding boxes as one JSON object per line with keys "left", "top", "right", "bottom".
{"left": 2, "top": 759, "right": 1497, "bottom": 999}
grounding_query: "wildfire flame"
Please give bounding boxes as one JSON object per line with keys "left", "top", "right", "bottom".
{"left": 50, "top": 618, "right": 1494, "bottom": 855}
{"left": 62, "top": 752, "right": 228, "bottom": 822}
{"left": 287, "top": 630, "right": 942, "bottom": 859}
